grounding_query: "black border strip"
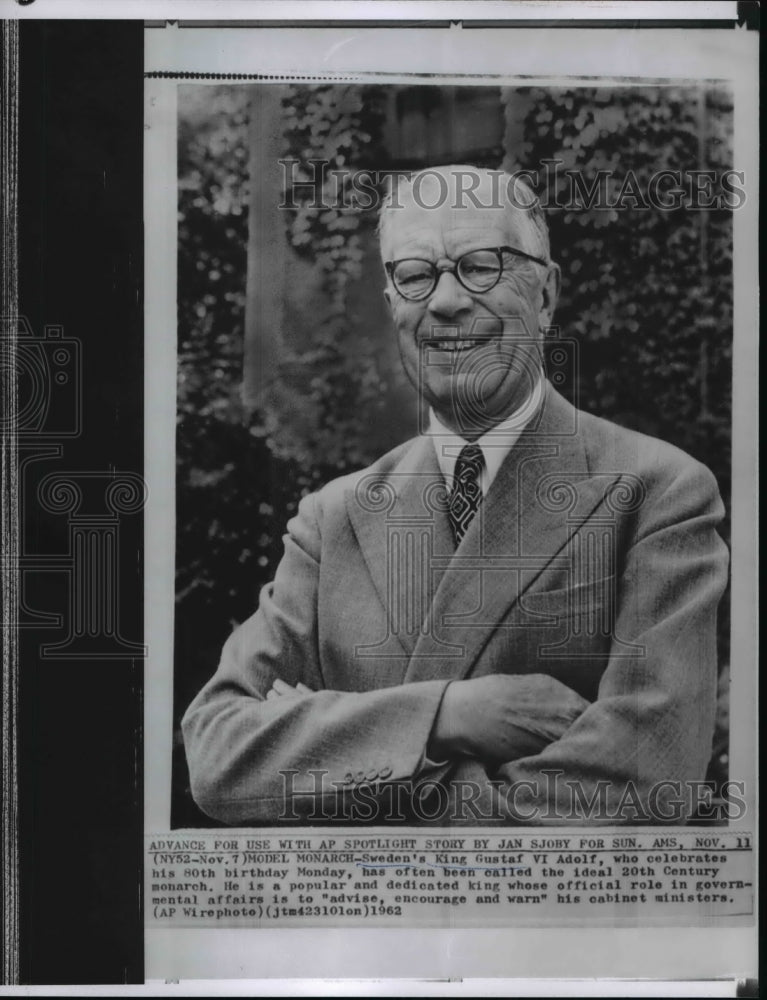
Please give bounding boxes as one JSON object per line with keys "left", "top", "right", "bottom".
{"left": 17, "top": 20, "right": 144, "bottom": 984}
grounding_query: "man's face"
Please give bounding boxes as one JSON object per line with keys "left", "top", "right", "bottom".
{"left": 382, "top": 174, "right": 560, "bottom": 438}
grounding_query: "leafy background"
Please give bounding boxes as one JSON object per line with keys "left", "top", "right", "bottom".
{"left": 174, "top": 84, "right": 733, "bottom": 827}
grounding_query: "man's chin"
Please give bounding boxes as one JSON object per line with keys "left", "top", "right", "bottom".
{"left": 428, "top": 382, "right": 529, "bottom": 436}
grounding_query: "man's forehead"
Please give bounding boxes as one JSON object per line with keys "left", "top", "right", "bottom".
{"left": 379, "top": 166, "right": 547, "bottom": 259}
{"left": 382, "top": 196, "right": 532, "bottom": 254}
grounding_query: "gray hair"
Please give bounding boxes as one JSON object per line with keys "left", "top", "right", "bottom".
{"left": 377, "top": 165, "right": 550, "bottom": 263}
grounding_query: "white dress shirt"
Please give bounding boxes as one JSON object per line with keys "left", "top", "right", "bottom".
{"left": 428, "top": 375, "right": 545, "bottom": 494}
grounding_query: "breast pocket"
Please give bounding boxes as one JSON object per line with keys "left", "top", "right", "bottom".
{"left": 512, "top": 574, "right": 617, "bottom": 661}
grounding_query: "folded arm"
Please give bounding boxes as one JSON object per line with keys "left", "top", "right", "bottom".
{"left": 182, "top": 488, "right": 587, "bottom": 824}
{"left": 182, "top": 492, "right": 455, "bottom": 823}
{"left": 183, "top": 459, "right": 726, "bottom": 826}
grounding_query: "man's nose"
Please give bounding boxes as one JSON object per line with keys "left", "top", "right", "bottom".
{"left": 426, "top": 270, "right": 473, "bottom": 319}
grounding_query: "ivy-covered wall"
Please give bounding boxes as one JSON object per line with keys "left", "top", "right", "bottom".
{"left": 173, "top": 83, "right": 733, "bottom": 826}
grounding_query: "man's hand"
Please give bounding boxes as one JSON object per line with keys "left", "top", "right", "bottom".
{"left": 428, "top": 673, "right": 589, "bottom": 765}
{"left": 265, "top": 678, "right": 314, "bottom": 700}
{"left": 265, "top": 672, "right": 587, "bottom": 769}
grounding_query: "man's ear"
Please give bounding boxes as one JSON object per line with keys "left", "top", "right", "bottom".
{"left": 539, "top": 261, "right": 561, "bottom": 330}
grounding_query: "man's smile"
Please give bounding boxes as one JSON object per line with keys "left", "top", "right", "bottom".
{"left": 421, "top": 325, "right": 504, "bottom": 357}
{"left": 426, "top": 338, "right": 489, "bottom": 353}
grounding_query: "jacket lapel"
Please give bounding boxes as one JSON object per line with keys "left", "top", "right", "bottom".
{"left": 404, "top": 384, "right": 621, "bottom": 683}
{"left": 344, "top": 434, "right": 455, "bottom": 659}
{"left": 345, "top": 384, "right": 624, "bottom": 678}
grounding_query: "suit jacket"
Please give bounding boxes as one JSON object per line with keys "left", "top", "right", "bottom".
{"left": 182, "top": 382, "right": 729, "bottom": 825}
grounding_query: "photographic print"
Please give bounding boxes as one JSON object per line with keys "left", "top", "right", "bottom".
{"left": 2, "top": 3, "right": 756, "bottom": 990}
{"left": 172, "top": 80, "right": 735, "bottom": 830}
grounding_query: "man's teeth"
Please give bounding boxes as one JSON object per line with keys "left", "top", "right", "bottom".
{"left": 433, "top": 339, "right": 480, "bottom": 350}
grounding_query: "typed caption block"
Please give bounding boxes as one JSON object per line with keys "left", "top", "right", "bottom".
{"left": 146, "top": 829, "right": 753, "bottom": 928}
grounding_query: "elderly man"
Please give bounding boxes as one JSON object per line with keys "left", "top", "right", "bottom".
{"left": 183, "top": 165, "right": 728, "bottom": 826}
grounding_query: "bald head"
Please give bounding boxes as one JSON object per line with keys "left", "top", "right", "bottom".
{"left": 378, "top": 164, "right": 550, "bottom": 264}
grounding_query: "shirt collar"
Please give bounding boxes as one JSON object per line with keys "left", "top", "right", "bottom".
{"left": 428, "top": 375, "right": 545, "bottom": 493}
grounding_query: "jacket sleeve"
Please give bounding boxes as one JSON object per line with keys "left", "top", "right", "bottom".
{"left": 181, "top": 490, "right": 453, "bottom": 824}
{"left": 439, "top": 458, "right": 729, "bottom": 825}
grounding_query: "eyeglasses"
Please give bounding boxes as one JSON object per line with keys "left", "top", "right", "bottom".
{"left": 385, "top": 246, "right": 549, "bottom": 302}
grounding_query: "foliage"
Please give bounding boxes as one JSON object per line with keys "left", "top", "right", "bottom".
{"left": 281, "top": 85, "right": 383, "bottom": 305}
{"left": 176, "top": 88, "right": 300, "bottom": 662}
{"left": 512, "top": 86, "right": 732, "bottom": 506}
{"left": 265, "top": 84, "right": 400, "bottom": 473}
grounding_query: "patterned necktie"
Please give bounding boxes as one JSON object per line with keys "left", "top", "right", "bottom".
{"left": 448, "top": 444, "right": 485, "bottom": 545}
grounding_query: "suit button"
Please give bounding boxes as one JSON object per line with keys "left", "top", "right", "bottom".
{"left": 342, "top": 772, "right": 354, "bottom": 785}
{"left": 354, "top": 771, "right": 366, "bottom": 784}
{"left": 365, "top": 768, "right": 379, "bottom": 782}
{"left": 379, "top": 765, "right": 392, "bottom": 779}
